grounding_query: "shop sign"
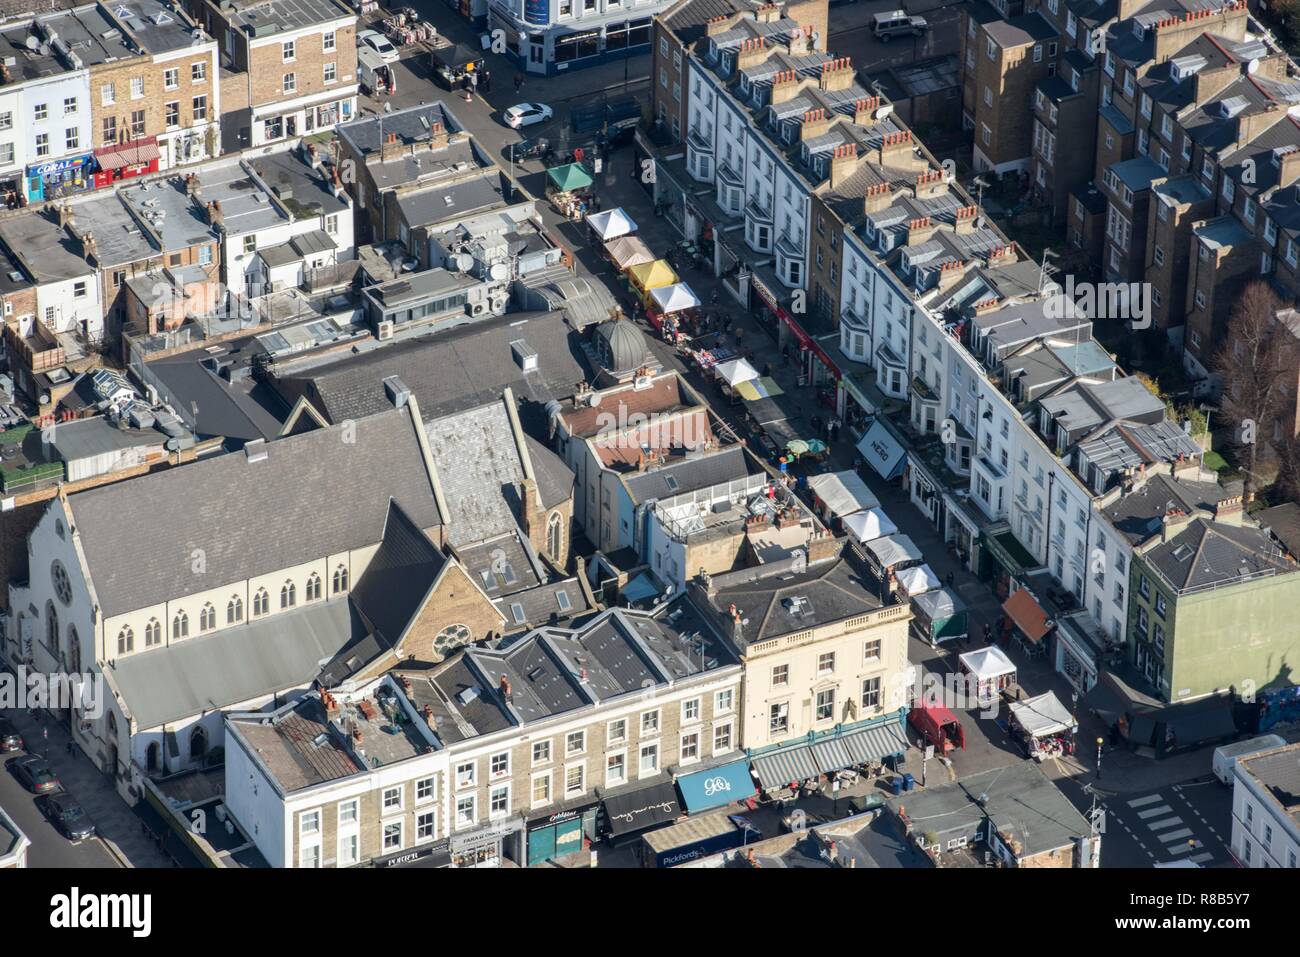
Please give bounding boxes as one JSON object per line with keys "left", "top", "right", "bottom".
{"left": 378, "top": 838, "right": 450, "bottom": 867}
{"left": 29, "top": 154, "right": 91, "bottom": 178}
{"left": 558, "top": 30, "right": 600, "bottom": 44}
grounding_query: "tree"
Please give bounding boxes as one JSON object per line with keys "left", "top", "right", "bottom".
{"left": 1212, "top": 282, "right": 1300, "bottom": 503}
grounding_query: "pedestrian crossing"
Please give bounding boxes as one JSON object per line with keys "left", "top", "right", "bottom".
{"left": 1122, "top": 792, "right": 1220, "bottom": 866}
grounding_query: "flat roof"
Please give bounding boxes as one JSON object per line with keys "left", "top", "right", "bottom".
{"left": 222, "top": 0, "right": 352, "bottom": 34}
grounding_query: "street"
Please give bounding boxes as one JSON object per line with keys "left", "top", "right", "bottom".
{"left": 1, "top": 746, "right": 120, "bottom": 868}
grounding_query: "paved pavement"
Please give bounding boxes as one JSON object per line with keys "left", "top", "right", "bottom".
{"left": 2, "top": 708, "right": 175, "bottom": 868}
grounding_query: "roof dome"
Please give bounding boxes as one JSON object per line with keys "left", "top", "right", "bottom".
{"left": 594, "top": 319, "right": 647, "bottom": 374}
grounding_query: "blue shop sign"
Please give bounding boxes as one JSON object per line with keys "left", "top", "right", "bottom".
{"left": 29, "top": 154, "right": 93, "bottom": 179}
{"left": 675, "top": 759, "right": 756, "bottom": 813}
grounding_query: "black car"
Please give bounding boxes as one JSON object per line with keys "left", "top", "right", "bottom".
{"left": 9, "top": 755, "right": 60, "bottom": 793}
{"left": 40, "top": 793, "right": 95, "bottom": 842}
{"left": 503, "top": 136, "right": 550, "bottom": 163}
{"left": 0, "top": 717, "right": 22, "bottom": 753}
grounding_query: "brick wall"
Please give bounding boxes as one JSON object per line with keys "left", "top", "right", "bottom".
{"left": 247, "top": 25, "right": 357, "bottom": 112}
{"left": 399, "top": 563, "right": 504, "bottom": 663}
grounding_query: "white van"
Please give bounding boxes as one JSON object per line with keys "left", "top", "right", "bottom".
{"left": 1212, "top": 733, "right": 1286, "bottom": 785}
{"left": 873, "top": 10, "right": 928, "bottom": 42}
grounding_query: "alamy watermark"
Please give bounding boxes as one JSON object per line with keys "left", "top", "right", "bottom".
{"left": 0, "top": 667, "right": 104, "bottom": 719}
{"left": 1044, "top": 274, "right": 1152, "bottom": 330}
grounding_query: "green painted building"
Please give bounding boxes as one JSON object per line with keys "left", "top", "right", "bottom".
{"left": 1129, "top": 510, "right": 1300, "bottom": 703}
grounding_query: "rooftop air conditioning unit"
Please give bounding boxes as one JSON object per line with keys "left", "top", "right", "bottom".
{"left": 377, "top": 320, "right": 395, "bottom": 340}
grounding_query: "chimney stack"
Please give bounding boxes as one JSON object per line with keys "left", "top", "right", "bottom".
{"left": 953, "top": 205, "right": 979, "bottom": 234}
{"left": 704, "top": 14, "right": 732, "bottom": 37}
{"left": 819, "top": 56, "right": 855, "bottom": 92}
{"left": 986, "top": 244, "right": 1016, "bottom": 267}
{"left": 799, "top": 107, "right": 831, "bottom": 141}
{"left": 206, "top": 199, "right": 224, "bottom": 229}
{"left": 1160, "top": 507, "right": 1193, "bottom": 542}
{"left": 877, "top": 130, "right": 914, "bottom": 167}
{"left": 914, "top": 168, "right": 945, "bottom": 199}
{"left": 499, "top": 676, "right": 513, "bottom": 700}
{"left": 57, "top": 203, "right": 75, "bottom": 229}
{"left": 1277, "top": 145, "right": 1300, "bottom": 191}
{"left": 1212, "top": 495, "right": 1244, "bottom": 527}
{"left": 81, "top": 231, "right": 98, "bottom": 262}
{"left": 736, "top": 36, "right": 768, "bottom": 71}
{"left": 770, "top": 68, "right": 802, "bottom": 104}
{"left": 853, "top": 96, "right": 880, "bottom": 126}
{"left": 829, "top": 143, "right": 860, "bottom": 189}
{"left": 906, "top": 216, "right": 936, "bottom": 246}
{"left": 863, "top": 181, "right": 893, "bottom": 214}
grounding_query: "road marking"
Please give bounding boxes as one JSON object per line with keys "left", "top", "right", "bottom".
{"left": 1146, "top": 817, "right": 1183, "bottom": 831}
{"left": 1128, "top": 794, "right": 1165, "bottom": 808}
{"left": 1137, "top": 805, "right": 1174, "bottom": 819}
{"left": 1168, "top": 842, "right": 1196, "bottom": 855}
{"left": 1190, "top": 852, "right": 1216, "bottom": 864}
{"left": 1158, "top": 828, "right": 1194, "bottom": 843}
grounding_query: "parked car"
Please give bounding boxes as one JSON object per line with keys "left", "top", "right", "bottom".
{"left": 0, "top": 717, "right": 22, "bottom": 753}
{"left": 872, "top": 10, "right": 928, "bottom": 41}
{"left": 358, "top": 29, "right": 400, "bottom": 64}
{"left": 504, "top": 136, "right": 551, "bottom": 163}
{"left": 9, "top": 755, "right": 60, "bottom": 793}
{"left": 40, "top": 793, "right": 95, "bottom": 842}
{"left": 503, "top": 102, "right": 553, "bottom": 130}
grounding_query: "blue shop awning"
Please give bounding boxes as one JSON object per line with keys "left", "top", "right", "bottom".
{"left": 676, "top": 759, "right": 756, "bottom": 813}
{"left": 857, "top": 419, "right": 905, "bottom": 481}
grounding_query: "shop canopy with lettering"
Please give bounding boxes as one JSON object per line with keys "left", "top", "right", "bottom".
{"left": 602, "top": 780, "right": 681, "bottom": 837}
{"left": 857, "top": 418, "right": 906, "bottom": 481}
{"left": 676, "top": 759, "right": 756, "bottom": 813}
{"left": 807, "top": 470, "right": 881, "bottom": 518}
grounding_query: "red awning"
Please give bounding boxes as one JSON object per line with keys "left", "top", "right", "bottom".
{"left": 96, "top": 138, "right": 161, "bottom": 172}
{"left": 1002, "top": 588, "right": 1051, "bottom": 643}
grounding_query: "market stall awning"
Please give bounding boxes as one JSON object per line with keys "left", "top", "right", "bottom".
{"left": 1003, "top": 588, "right": 1052, "bottom": 643}
{"left": 602, "top": 780, "right": 681, "bottom": 837}
{"left": 95, "top": 137, "right": 161, "bottom": 171}
{"left": 547, "top": 162, "right": 593, "bottom": 191}
{"left": 735, "top": 376, "right": 785, "bottom": 400}
{"left": 605, "top": 235, "right": 656, "bottom": 269}
{"left": 751, "top": 745, "right": 821, "bottom": 789}
{"left": 808, "top": 470, "right": 880, "bottom": 518}
{"left": 714, "top": 357, "right": 759, "bottom": 386}
{"left": 843, "top": 507, "right": 898, "bottom": 543}
{"left": 857, "top": 418, "right": 906, "bottom": 480}
{"left": 863, "top": 534, "right": 923, "bottom": 569}
{"left": 627, "top": 258, "right": 679, "bottom": 291}
{"left": 587, "top": 206, "right": 637, "bottom": 240}
{"left": 650, "top": 282, "right": 701, "bottom": 314}
{"left": 912, "top": 587, "right": 966, "bottom": 621}
{"left": 896, "top": 563, "right": 941, "bottom": 596}
{"left": 1009, "top": 691, "right": 1077, "bottom": 739}
{"left": 743, "top": 395, "right": 788, "bottom": 428}
{"left": 675, "top": 760, "right": 755, "bottom": 813}
{"left": 958, "top": 645, "right": 1017, "bottom": 681}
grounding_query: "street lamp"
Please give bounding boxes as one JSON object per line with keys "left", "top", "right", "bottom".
{"left": 1096, "top": 736, "right": 1104, "bottom": 779}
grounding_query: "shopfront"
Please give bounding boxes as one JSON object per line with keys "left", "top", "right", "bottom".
{"left": 906, "top": 456, "right": 943, "bottom": 528}
{"left": 751, "top": 272, "right": 842, "bottom": 388}
{"left": 525, "top": 801, "right": 599, "bottom": 866}
{"left": 372, "top": 838, "right": 451, "bottom": 869}
{"left": 92, "top": 137, "right": 161, "bottom": 190}
{"left": 675, "top": 760, "right": 756, "bottom": 815}
{"left": 857, "top": 418, "right": 907, "bottom": 483}
{"left": 1054, "top": 615, "right": 1099, "bottom": 694}
{"left": 25, "top": 153, "right": 94, "bottom": 203}
{"left": 450, "top": 815, "right": 523, "bottom": 868}
{"left": 600, "top": 777, "right": 681, "bottom": 842}
{"left": 943, "top": 492, "right": 982, "bottom": 573}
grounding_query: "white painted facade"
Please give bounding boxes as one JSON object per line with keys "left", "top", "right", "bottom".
{"left": 21, "top": 69, "right": 94, "bottom": 176}
{"left": 1231, "top": 749, "right": 1300, "bottom": 868}
{"left": 34, "top": 270, "right": 103, "bottom": 340}
{"left": 0, "top": 87, "right": 24, "bottom": 188}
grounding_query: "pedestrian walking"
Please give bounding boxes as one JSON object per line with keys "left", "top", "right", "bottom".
{"left": 514, "top": 73, "right": 524, "bottom": 93}
{"left": 481, "top": 70, "right": 492, "bottom": 93}
{"left": 470, "top": 72, "right": 479, "bottom": 91}
{"left": 66, "top": 739, "right": 74, "bottom": 757}
{"left": 945, "top": 570, "right": 955, "bottom": 588}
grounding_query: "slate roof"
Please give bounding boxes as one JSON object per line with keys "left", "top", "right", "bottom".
{"left": 1142, "top": 518, "right": 1296, "bottom": 593}
{"left": 1102, "top": 473, "right": 1231, "bottom": 544}
{"left": 1258, "top": 503, "right": 1300, "bottom": 558}
{"left": 623, "top": 445, "right": 751, "bottom": 505}
{"left": 526, "top": 434, "right": 575, "bottom": 510}
{"left": 707, "top": 555, "right": 883, "bottom": 646}
{"left": 112, "top": 599, "right": 368, "bottom": 730}
{"left": 351, "top": 500, "right": 446, "bottom": 649}
{"left": 494, "top": 579, "right": 592, "bottom": 631}
{"left": 272, "top": 310, "right": 590, "bottom": 425}
{"left": 68, "top": 408, "right": 440, "bottom": 618}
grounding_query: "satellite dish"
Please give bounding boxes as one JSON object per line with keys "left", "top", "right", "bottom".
{"left": 24, "top": 35, "right": 38, "bottom": 51}
{"left": 455, "top": 253, "right": 473, "bottom": 272}
{"left": 489, "top": 262, "right": 508, "bottom": 282}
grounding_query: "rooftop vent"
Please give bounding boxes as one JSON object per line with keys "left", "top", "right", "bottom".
{"left": 456, "top": 686, "right": 480, "bottom": 706}
{"left": 383, "top": 375, "right": 411, "bottom": 409}
{"left": 244, "top": 438, "right": 268, "bottom": 463}
{"left": 1171, "top": 543, "right": 1194, "bottom": 562}
{"left": 783, "top": 595, "right": 812, "bottom": 616}
{"left": 1218, "top": 96, "right": 1249, "bottom": 119}
{"left": 510, "top": 338, "right": 538, "bottom": 372}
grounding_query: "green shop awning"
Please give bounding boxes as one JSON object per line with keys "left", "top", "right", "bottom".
{"left": 547, "top": 163, "right": 593, "bottom": 191}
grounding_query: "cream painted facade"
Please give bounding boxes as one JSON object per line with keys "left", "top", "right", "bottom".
{"left": 737, "top": 603, "right": 912, "bottom": 750}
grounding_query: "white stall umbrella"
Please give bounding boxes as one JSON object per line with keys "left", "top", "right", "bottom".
{"left": 587, "top": 207, "right": 638, "bottom": 240}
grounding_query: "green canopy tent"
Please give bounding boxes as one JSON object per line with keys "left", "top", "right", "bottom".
{"left": 547, "top": 163, "right": 593, "bottom": 192}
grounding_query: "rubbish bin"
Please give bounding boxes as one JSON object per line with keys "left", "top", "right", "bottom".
{"left": 890, "top": 776, "right": 904, "bottom": 797}
{"left": 902, "top": 773, "right": 916, "bottom": 792}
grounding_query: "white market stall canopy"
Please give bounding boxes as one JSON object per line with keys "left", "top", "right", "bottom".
{"left": 863, "top": 534, "right": 923, "bottom": 569}
{"left": 896, "top": 563, "right": 941, "bottom": 596}
{"left": 587, "top": 207, "right": 638, "bottom": 240}
{"left": 650, "top": 282, "right": 701, "bottom": 314}
{"left": 958, "top": 645, "right": 1017, "bottom": 681}
{"left": 808, "top": 470, "right": 881, "bottom": 518}
{"left": 714, "top": 358, "right": 760, "bottom": 387}
{"left": 1009, "top": 692, "right": 1076, "bottom": 739}
{"left": 843, "top": 508, "right": 898, "bottom": 543}
{"left": 605, "top": 235, "right": 656, "bottom": 269}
